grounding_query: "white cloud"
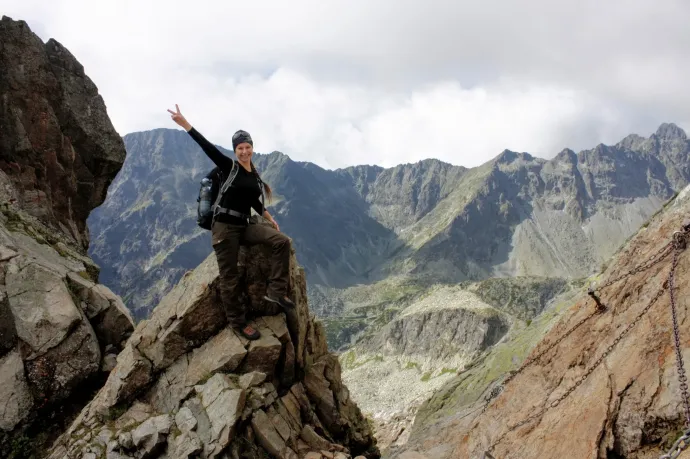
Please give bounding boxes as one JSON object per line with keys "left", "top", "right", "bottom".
{"left": 2, "top": 0, "right": 689, "bottom": 170}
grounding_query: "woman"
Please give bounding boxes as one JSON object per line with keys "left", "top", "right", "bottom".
{"left": 167, "top": 104, "right": 294, "bottom": 340}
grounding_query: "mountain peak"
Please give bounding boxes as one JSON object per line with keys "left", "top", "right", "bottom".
{"left": 555, "top": 148, "right": 577, "bottom": 162}
{"left": 655, "top": 122, "right": 687, "bottom": 141}
{"left": 617, "top": 133, "right": 647, "bottom": 150}
{"left": 495, "top": 149, "right": 535, "bottom": 165}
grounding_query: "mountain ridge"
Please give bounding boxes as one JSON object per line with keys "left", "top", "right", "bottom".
{"left": 87, "top": 123, "right": 690, "bottom": 331}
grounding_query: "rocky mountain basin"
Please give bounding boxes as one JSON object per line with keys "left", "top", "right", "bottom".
{"left": 339, "top": 277, "right": 578, "bottom": 452}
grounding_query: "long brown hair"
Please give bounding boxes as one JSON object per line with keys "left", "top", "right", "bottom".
{"left": 250, "top": 161, "right": 272, "bottom": 203}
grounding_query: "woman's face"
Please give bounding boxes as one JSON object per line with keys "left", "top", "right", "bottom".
{"left": 235, "top": 142, "right": 253, "bottom": 163}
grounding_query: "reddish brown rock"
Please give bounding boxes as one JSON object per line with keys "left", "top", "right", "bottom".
{"left": 0, "top": 15, "right": 126, "bottom": 251}
{"left": 396, "top": 187, "right": 690, "bottom": 458}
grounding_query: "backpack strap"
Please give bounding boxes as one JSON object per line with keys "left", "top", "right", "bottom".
{"left": 211, "top": 160, "right": 240, "bottom": 224}
{"left": 253, "top": 174, "right": 265, "bottom": 217}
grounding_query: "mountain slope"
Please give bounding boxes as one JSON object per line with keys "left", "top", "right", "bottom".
{"left": 87, "top": 128, "right": 217, "bottom": 319}
{"left": 372, "top": 126, "right": 688, "bottom": 283}
{"left": 48, "top": 219, "right": 379, "bottom": 459}
{"left": 390, "top": 185, "right": 690, "bottom": 458}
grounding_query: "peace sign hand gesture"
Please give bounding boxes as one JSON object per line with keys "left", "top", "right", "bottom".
{"left": 167, "top": 104, "right": 192, "bottom": 131}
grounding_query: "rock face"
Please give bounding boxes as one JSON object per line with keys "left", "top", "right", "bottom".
{"left": 0, "top": 15, "right": 126, "bottom": 252}
{"left": 391, "top": 186, "right": 690, "bottom": 458}
{"left": 0, "top": 181, "right": 135, "bottom": 456}
{"left": 47, "top": 219, "right": 379, "bottom": 459}
{"left": 0, "top": 15, "right": 134, "bottom": 458}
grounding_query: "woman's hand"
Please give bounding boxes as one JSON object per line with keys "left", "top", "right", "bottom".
{"left": 167, "top": 104, "right": 192, "bottom": 131}
{"left": 270, "top": 217, "right": 280, "bottom": 232}
{"left": 263, "top": 211, "right": 280, "bottom": 231}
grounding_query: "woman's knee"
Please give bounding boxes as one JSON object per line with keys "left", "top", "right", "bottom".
{"left": 273, "top": 233, "right": 290, "bottom": 249}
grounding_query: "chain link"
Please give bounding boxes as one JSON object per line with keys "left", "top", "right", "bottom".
{"left": 661, "top": 428, "right": 690, "bottom": 459}
{"left": 480, "top": 223, "right": 690, "bottom": 459}
{"left": 594, "top": 241, "right": 674, "bottom": 292}
{"left": 486, "top": 280, "right": 668, "bottom": 453}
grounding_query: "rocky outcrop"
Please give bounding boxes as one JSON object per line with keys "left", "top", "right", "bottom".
{"left": 391, "top": 186, "right": 690, "bottom": 458}
{"left": 47, "top": 219, "right": 379, "bottom": 459}
{"left": 0, "top": 15, "right": 133, "bottom": 458}
{"left": 0, "top": 200, "right": 134, "bottom": 457}
{"left": 0, "top": 15, "right": 126, "bottom": 252}
{"left": 357, "top": 286, "right": 511, "bottom": 370}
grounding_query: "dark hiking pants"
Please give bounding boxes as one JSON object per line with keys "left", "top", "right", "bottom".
{"left": 211, "top": 221, "right": 291, "bottom": 328}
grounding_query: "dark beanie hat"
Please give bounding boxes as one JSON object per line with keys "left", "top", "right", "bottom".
{"left": 232, "top": 130, "right": 253, "bottom": 150}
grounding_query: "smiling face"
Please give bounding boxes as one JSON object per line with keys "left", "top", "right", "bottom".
{"left": 235, "top": 142, "right": 253, "bottom": 164}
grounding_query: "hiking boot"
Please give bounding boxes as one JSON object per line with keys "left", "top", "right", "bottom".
{"left": 264, "top": 295, "right": 295, "bottom": 309}
{"left": 237, "top": 323, "right": 261, "bottom": 340}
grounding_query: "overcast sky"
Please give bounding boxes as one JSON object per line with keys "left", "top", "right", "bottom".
{"left": 3, "top": 0, "right": 689, "bottom": 169}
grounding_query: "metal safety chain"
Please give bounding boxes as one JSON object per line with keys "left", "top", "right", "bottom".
{"left": 483, "top": 233, "right": 676, "bottom": 408}
{"left": 479, "top": 222, "right": 690, "bottom": 459}
{"left": 660, "top": 228, "right": 690, "bottom": 459}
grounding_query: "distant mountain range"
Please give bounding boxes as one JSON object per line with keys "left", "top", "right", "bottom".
{"left": 87, "top": 123, "right": 690, "bottom": 329}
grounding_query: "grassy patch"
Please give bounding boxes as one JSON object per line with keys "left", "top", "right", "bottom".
{"left": 7, "top": 434, "right": 35, "bottom": 459}
{"left": 52, "top": 244, "right": 69, "bottom": 258}
{"left": 106, "top": 404, "right": 128, "bottom": 422}
{"left": 1, "top": 208, "right": 24, "bottom": 232}
{"left": 340, "top": 349, "right": 384, "bottom": 371}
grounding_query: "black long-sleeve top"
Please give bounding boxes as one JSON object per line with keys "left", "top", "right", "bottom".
{"left": 188, "top": 127, "right": 264, "bottom": 225}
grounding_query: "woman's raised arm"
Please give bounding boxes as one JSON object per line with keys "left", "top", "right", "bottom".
{"left": 167, "top": 104, "right": 233, "bottom": 170}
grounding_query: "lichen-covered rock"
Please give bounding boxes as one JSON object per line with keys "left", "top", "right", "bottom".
{"left": 46, "top": 223, "right": 379, "bottom": 458}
